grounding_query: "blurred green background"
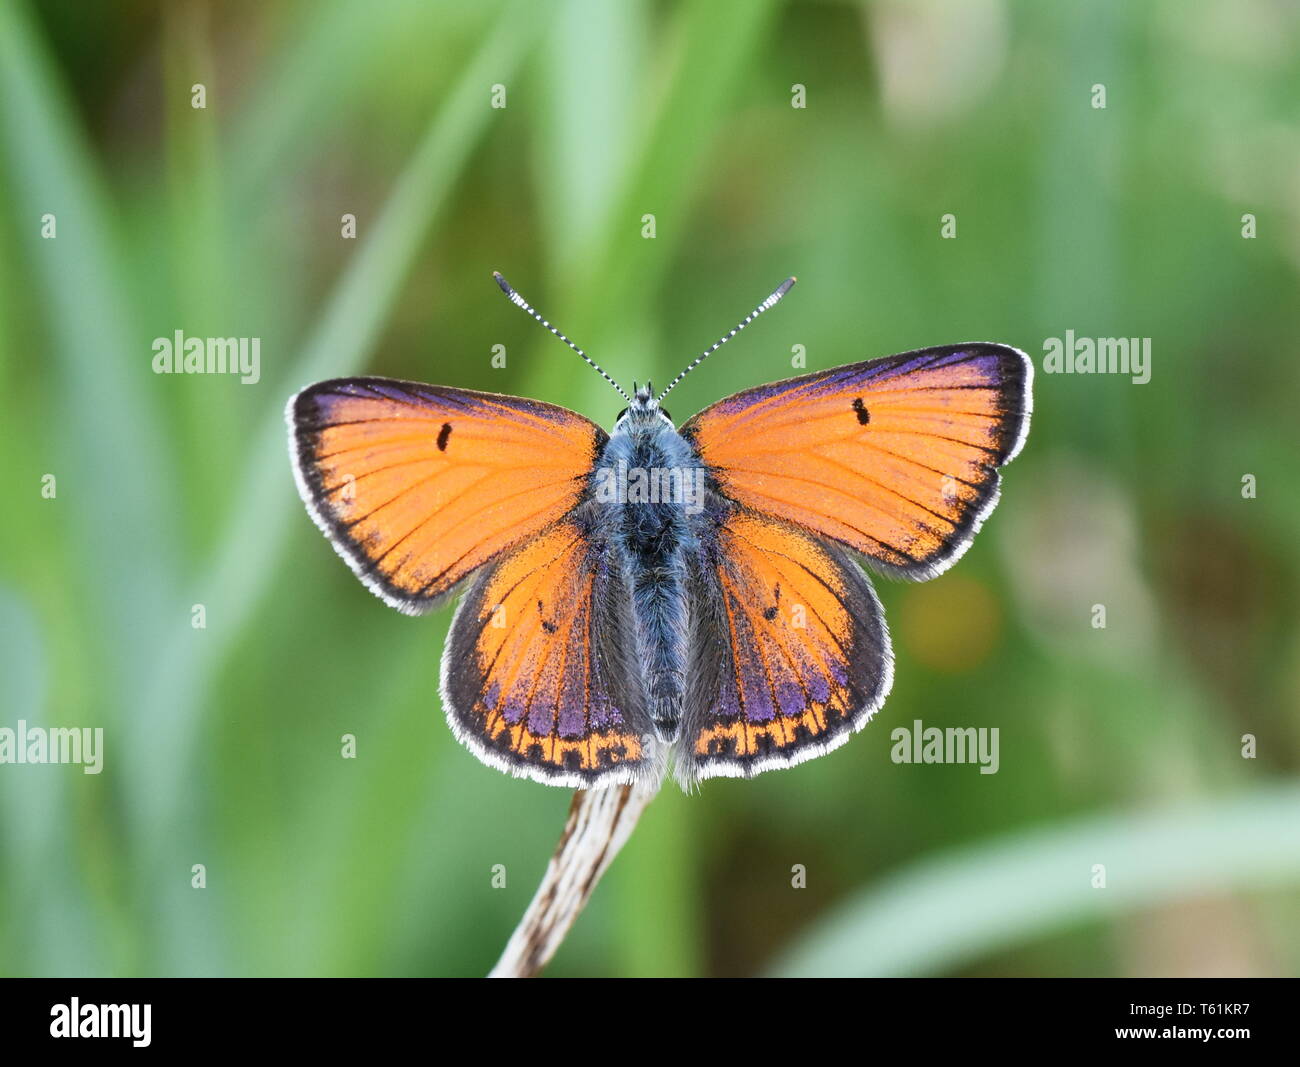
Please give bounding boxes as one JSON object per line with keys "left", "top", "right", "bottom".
{"left": 1, "top": 0, "right": 1298, "bottom": 978}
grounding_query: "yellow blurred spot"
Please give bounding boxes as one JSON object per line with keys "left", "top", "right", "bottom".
{"left": 898, "top": 574, "right": 1001, "bottom": 673}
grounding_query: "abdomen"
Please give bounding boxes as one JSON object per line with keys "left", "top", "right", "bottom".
{"left": 624, "top": 523, "right": 690, "bottom": 739}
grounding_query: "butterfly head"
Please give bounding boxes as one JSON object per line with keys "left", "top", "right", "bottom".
{"left": 615, "top": 380, "right": 674, "bottom": 430}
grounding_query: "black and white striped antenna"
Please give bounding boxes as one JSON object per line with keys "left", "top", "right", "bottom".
{"left": 656, "top": 276, "right": 796, "bottom": 404}
{"left": 492, "top": 272, "right": 631, "bottom": 403}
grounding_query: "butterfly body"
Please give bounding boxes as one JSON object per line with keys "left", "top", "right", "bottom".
{"left": 289, "top": 276, "right": 1031, "bottom": 789}
{"left": 594, "top": 382, "right": 701, "bottom": 740}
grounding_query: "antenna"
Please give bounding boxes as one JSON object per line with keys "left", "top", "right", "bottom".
{"left": 492, "top": 272, "right": 631, "bottom": 403}
{"left": 656, "top": 276, "right": 796, "bottom": 404}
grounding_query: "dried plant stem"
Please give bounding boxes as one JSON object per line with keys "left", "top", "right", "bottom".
{"left": 488, "top": 778, "right": 661, "bottom": 978}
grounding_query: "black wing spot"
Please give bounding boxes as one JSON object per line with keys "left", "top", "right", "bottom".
{"left": 538, "top": 599, "right": 558, "bottom": 634}
{"left": 762, "top": 606, "right": 778, "bottom": 621}
{"left": 436, "top": 422, "right": 452, "bottom": 451}
{"left": 707, "top": 735, "right": 737, "bottom": 758}
{"left": 851, "top": 398, "right": 870, "bottom": 425}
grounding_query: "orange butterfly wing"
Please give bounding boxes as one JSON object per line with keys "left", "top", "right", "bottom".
{"left": 680, "top": 344, "right": 1032, "bottom": 579}
{"left": 680, "top": 507, "right": 891, "bottom": 781}
{"left": 288, "top": 377, "right": 606, "bottom": 614}
{"left": 442, "top": 508, "right": 654, "bottom": 787}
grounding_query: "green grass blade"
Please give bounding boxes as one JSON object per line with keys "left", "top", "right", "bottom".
{"left": 768, "top": 783, "right": 1300, "bottom": 977}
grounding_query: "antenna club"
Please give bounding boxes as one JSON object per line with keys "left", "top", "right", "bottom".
{"left": 655, "top": 273, "right": 798, "bottom": 404}
{"left": 491, "top": 271, "right": 631, "bottom": 404}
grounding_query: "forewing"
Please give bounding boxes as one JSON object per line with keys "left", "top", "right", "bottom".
{"left": 288, "top": 377, "right": 606, "bottom": 613}
{"left": 680, "top": 344, "right": 1031, "bottom": 579}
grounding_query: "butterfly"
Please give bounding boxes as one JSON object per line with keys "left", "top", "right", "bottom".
{"left": 287, "top": 274, "right": 1031, "bottom": 789}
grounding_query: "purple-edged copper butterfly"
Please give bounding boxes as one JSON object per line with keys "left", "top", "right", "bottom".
{"left": 287, "top": 275, "right": 1031, "bottom": 788}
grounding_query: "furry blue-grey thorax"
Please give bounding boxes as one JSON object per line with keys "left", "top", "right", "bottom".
{"left": 590, "top": 381, "right": 708, "bottom": 740}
